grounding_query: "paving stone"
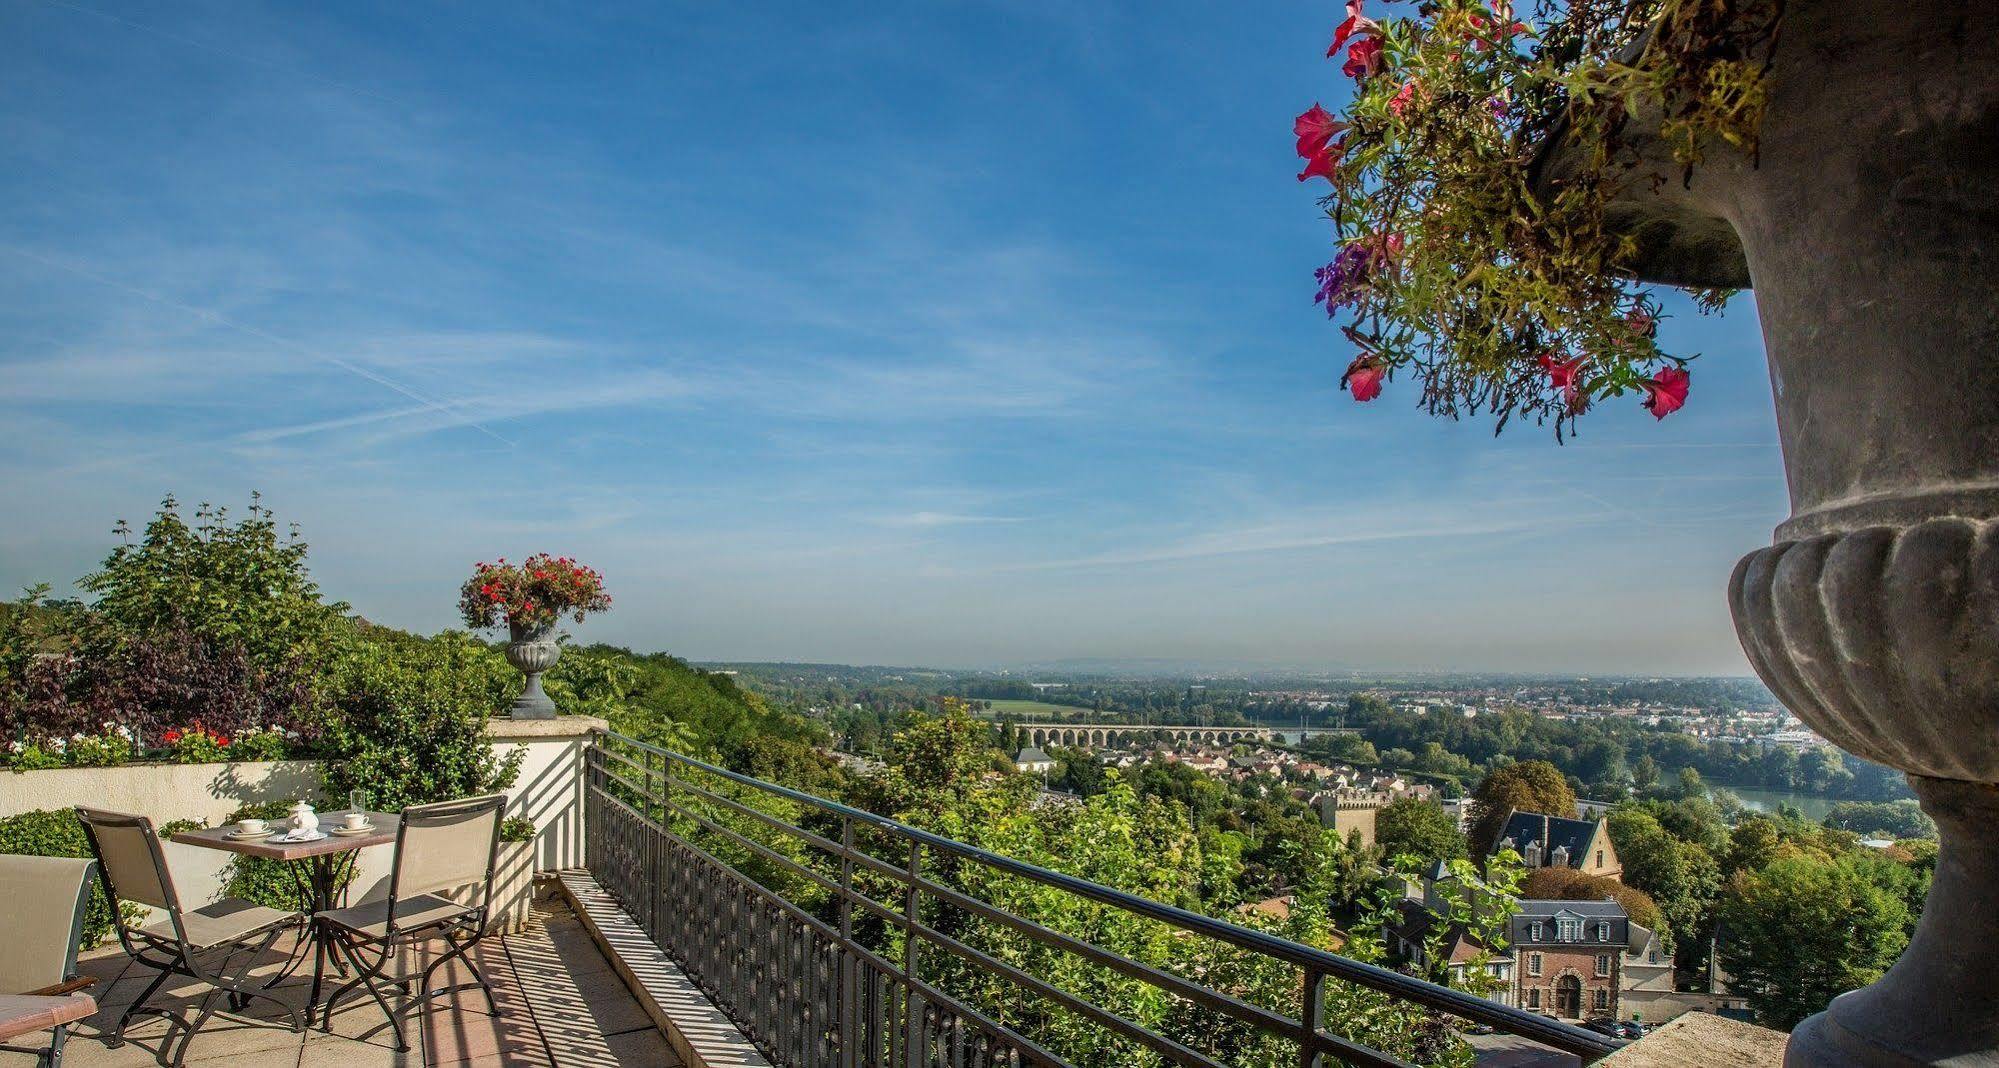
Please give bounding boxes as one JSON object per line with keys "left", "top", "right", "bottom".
{"left": 605, "top": 1025, "right": 684, "bottom": 1067}
{"left": 41, "top": 896, "right": 668, "bottom": 1068}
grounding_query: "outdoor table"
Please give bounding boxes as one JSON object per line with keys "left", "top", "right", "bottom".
{"left": 0, "top": 993, "right": 95, "bottom": 1044}
{"left": 173, "top": 811, "right": 399, "bottom": 1012}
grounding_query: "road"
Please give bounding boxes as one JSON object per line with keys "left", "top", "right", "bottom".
{"left": 1467, "top": 1033, "right": 1583, "bottom": 1068}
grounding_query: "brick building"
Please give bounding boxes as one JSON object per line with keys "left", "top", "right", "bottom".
{"left": 1511, "top": 900, "right": 1633, "bottom": 1020}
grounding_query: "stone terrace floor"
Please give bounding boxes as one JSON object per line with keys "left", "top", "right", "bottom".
{"left": 2, "top": 898, "right": 679, "bottom": 1068}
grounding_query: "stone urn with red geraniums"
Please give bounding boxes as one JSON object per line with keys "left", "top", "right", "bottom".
{"left": 1297, "top": 0, "right": 1999, "bottom": 1062}
{"left": 459, "top": 554, "right": 611, "bottom": 719}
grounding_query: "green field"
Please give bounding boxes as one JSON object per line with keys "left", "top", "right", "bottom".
{"left": 981, "top": 698, "right": 1094, "bottom": 719}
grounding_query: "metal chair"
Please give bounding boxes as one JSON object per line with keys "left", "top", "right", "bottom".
{"left": 0, "top": 854, "right": 99, "bottom": 1067}
{"left": 75, "top": 808, "right": 305, "bottom": 1066}
{"left": 315, "top": 794, "right": 507, "bottom": 1053}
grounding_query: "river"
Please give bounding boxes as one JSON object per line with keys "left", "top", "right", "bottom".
{"left": 1725, "top": 787, "right": 1841, "bottom": 821}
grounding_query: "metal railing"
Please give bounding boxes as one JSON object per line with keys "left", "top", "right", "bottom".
{"left": 583, "top": 731, "right": 1623, "bottom": 1068}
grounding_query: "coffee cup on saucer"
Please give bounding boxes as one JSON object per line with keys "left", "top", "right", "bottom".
{"left": 237, "top": 818, "right": 267, "bottom": 836}
{"left": 342, "top": 812, "right": 370, "bottom": 830}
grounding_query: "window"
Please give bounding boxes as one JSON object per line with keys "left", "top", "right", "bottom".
{"left": 1597, "top": 921, "right": 1612, "bottom": 942}
{"left": 1528, "top": 989, "right": 1542, "bottom": 1009}
{"left": 1596, "top": 954, "right": 1612, "bottom": 977}
{"left": 1595, "top": 849, "right": 1605, "bottom": 868}
{"left": 1594, "top": 989, "right": 1611, "bottom": 1011}
{"left": 1530, "top": 922, "right": 1544, "bottom": 941}
{"left": 1528, "top": 953, "right": 1543, "bottom": 977}
{"left": 1557, "top": 918, "right": 1580, "bottom": 941}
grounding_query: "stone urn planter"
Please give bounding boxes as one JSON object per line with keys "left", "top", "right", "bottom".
{"left": 505, "top": 623, "right": 560, "bottom": 720}
{"left": 1558, "top": 1, "right": 1999, "bottom": 1063}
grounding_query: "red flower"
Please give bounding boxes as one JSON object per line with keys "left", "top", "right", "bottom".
{"left": 1626, "top": 308, "right": 1657, "bottom": 338}
{"left": 1344, "top": 356, "right": 1386, "bottom": 402}
{"left": 1296, "top": 139, "right": 1345, "bottom": 183}
{"left": 216, "top": 736, "right": 230, "bottom": 748}
{"left": 1388, "top": 80, "right": 1419, "bottom": 117}
{"left": 1327, "top": 0, "right": 1374, "bottom": 57}
{"left": 1536, "top": 352, "right": 1589, "bottom": 412}
{"left": 1293, "top": 103, "right": 1346, "bottom": 159}
{"left": 163, "top": 729, "right": 181, "bottom": 744}
{"left": 1641, "top": 367, "right": 1690, "bottom": 419}
{"left": 1343, "top": 36, "right": 1385, "bottom": 80}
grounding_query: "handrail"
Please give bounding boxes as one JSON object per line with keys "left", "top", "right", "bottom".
{"left": 589, "top": 730, "right": 1624, "bottom": 1064}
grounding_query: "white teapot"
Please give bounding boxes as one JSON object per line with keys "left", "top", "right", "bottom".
{"left": 289, "top": 800, "right": 319, "bottom": 836}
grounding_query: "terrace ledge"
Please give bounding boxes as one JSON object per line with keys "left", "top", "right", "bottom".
{"left": 1600, "top": 1013, "right": 1788, "bottom": 1067}
{"left": 487, "top": 714, "right": 609, "bottom": 739}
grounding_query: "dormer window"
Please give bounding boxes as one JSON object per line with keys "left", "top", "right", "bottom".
{"left": 1556, "top": 918, "right": 1581, "bottom": 941}
{"left": 1597, "top": 921, "right": 1611, "bottom": 941}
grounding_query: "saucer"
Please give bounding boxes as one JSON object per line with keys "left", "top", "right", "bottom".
{"left": 274, "top": 830, "right": 328, "bottom": 843}
{"left": 226, "top": 828, "right": 276, "bottom": 840}
{"left": 329, "top": 824, "right": 376, "bottom": 837}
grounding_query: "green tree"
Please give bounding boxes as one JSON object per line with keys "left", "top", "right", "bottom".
{"left": 81, "top": 495, "right": 345, "bottom": 672}
{"left": 1375, "top": 796, "right": 1468, "bottom": 867}
{"left": 1823, "top": 800, "right": 1935, "bottom": 840}
{"left": 1609, "top": 809, "right": 1721, "bottom": 954}
{"left": 1467, "top": 760, "right": 1576, "bottom": 854}
{"left": 1715, "top": 855, "right": 1911, "bottom": 1029}
{"left": 1631, "top": 753, "right": 1660, "bottom": 792}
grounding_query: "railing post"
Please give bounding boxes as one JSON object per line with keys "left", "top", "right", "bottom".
{"left": 839, "top": 815, "right": 856, "bottom": 1068}
{"left": 904, "top": 836, "right": 923, "bottom": 1068}
{"left": 1299, "top": 966, "right": 1325, "bottom": 1068}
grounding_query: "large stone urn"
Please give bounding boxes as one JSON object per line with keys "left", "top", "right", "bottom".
{"left": 1556, "top": 1, "right": 1999, "bottom": 1063}
{"left": 504, "top": 622, "right": 560, "bottom": 719}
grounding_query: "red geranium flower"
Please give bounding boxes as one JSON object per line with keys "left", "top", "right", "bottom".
{"left": 1536, "top": 351, "right": 1589, "bottom": 410}
{"left": 1343, "top": 36, "right": 1385, "bottom": 80}
{"left": 1344, "top": 356, "right": 1386, "bottom": 402}
{"left": 1327, "top": 0, "right": 1375, "bottom": 57}
{"left": 1642, "top": 367, "right": 1690, "bottom": 419}
{"left": 1296, "top": 140, "right": 1345, "bottom": 183}
{"left": 1388, "top": 80, "right": 1420, "bottom": 117}
{"left": 1293, "top": 103, "right": 1346, "bottom": 159}
{"left": 163, "top": 729, "right": 180, "bottom": 744}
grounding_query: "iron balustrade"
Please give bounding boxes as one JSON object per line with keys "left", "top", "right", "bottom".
{"left": 582, "top": 731, "right": 1624, "bottom": 1068}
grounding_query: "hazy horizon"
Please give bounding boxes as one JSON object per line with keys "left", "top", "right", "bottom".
{"left": 1, "top": 3, "right": 1787, "bottom": 676}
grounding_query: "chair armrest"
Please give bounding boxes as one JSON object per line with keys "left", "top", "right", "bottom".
{"left": 24, "top": 977, "right": 97, "bottom": 997}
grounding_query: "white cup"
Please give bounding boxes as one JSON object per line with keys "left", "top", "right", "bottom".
{"left": 237, "top": 818, "right": 267, "bottom": 835}
{"left": 343, "top": 812, "right": 369, "bottom": 830}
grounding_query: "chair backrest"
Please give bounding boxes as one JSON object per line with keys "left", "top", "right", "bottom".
{"left": 387, "top": 794, "right": 507, "bottom": 929}
{"left": 75, "top": 808, "right": 181, "bottom": 922}
{"left": 0, "top": 854, "right": 95, "bottom": 995}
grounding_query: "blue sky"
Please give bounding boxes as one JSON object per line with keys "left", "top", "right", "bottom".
{"left": 0, "top": 1, "right": 1788, "bottom": 673}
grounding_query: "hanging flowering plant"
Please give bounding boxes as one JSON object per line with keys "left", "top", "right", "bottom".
{"left": 458, "top": 554, "right": 611, "bottom": 633}
{"left": 1297, "top": 0, "right": 1780, "bottom": 433}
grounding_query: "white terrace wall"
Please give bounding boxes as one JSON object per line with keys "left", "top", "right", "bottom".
{"left": 0, "top": 716, "right": 603, "bottom": 927}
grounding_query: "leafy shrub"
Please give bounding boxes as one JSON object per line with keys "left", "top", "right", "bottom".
{"left": 316, "top": 628, "right": 523, "bottom": 812}
{"left": 4, "top": 740, "right": 65, "bottom": 770}
{"left": 161, "top": 726, "right": 232, "bottom": 763}
{"left": 1, "top": 496, "right": 330, "bottom": 752}
{"left": 500, "top": 816, "right": 536, "bottom": 844}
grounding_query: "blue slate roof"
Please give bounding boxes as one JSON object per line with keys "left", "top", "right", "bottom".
{"left": 1493, "top": 809, "right": 1602, "bottom": 867}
